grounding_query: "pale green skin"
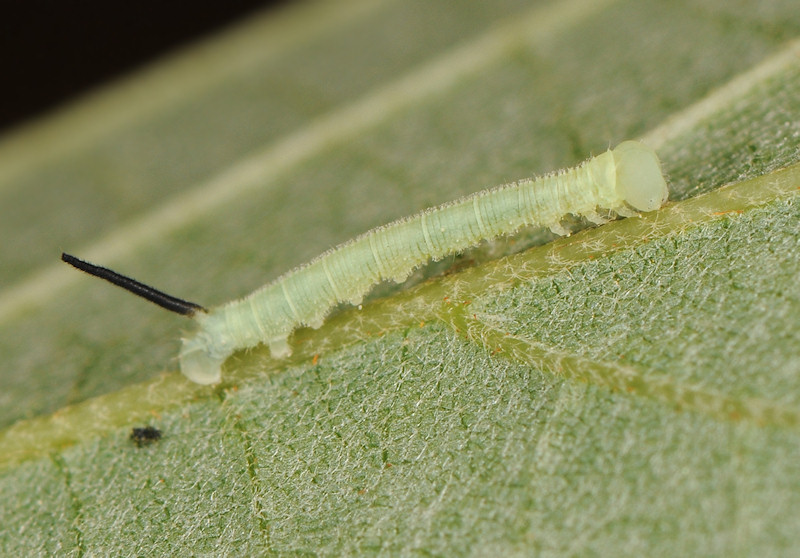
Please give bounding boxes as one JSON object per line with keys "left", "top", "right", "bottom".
{"left": 180, "top": 140, "right": 668, "bottom": 384}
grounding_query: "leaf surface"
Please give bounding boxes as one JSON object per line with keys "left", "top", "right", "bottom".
{"left": 1, "top": 0, "right": 800, "bottom": 554}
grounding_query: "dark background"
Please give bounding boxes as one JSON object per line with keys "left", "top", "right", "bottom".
{"left": 0, "top": 0, "right": 293, "bottom": 134}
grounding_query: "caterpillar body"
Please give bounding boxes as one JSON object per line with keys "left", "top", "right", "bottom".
{"left": 64, "top": 140, "right": 667, "bottom": 384}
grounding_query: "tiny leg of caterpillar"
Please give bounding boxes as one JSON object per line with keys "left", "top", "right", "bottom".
{"left": 613, "top": 205, "right": 638, "bottom": 218}
{"left": 549, "top": 222, "right": 570, "bottom": 236}
{"left": 583, "top": 210, "right": 608, "bottom": 225}
{"left": 269, "top": 336, "right": 292, "bottom": 358}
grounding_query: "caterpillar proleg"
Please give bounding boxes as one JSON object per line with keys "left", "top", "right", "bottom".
{"left": 64, "top": 140, "right": 667, "bottom": 384}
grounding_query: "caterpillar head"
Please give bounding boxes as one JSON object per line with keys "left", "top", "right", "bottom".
{"left": 179, "top": 335, "right": 225, "bottom": 385}
{"left": 612, "top": 140, "right": 669, "bottom": 212}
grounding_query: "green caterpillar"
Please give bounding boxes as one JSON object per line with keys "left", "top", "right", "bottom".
{"left": 65, "top": 140, "right": 668, "bottom": 384}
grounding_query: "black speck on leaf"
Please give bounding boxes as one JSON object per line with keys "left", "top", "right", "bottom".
{"left": 130, "top": 426, "right": 162, "bottom": 447}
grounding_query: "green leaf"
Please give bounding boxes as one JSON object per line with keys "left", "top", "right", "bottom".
{"left": 2, "top": 0, "right": 800, "bottom": 554}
